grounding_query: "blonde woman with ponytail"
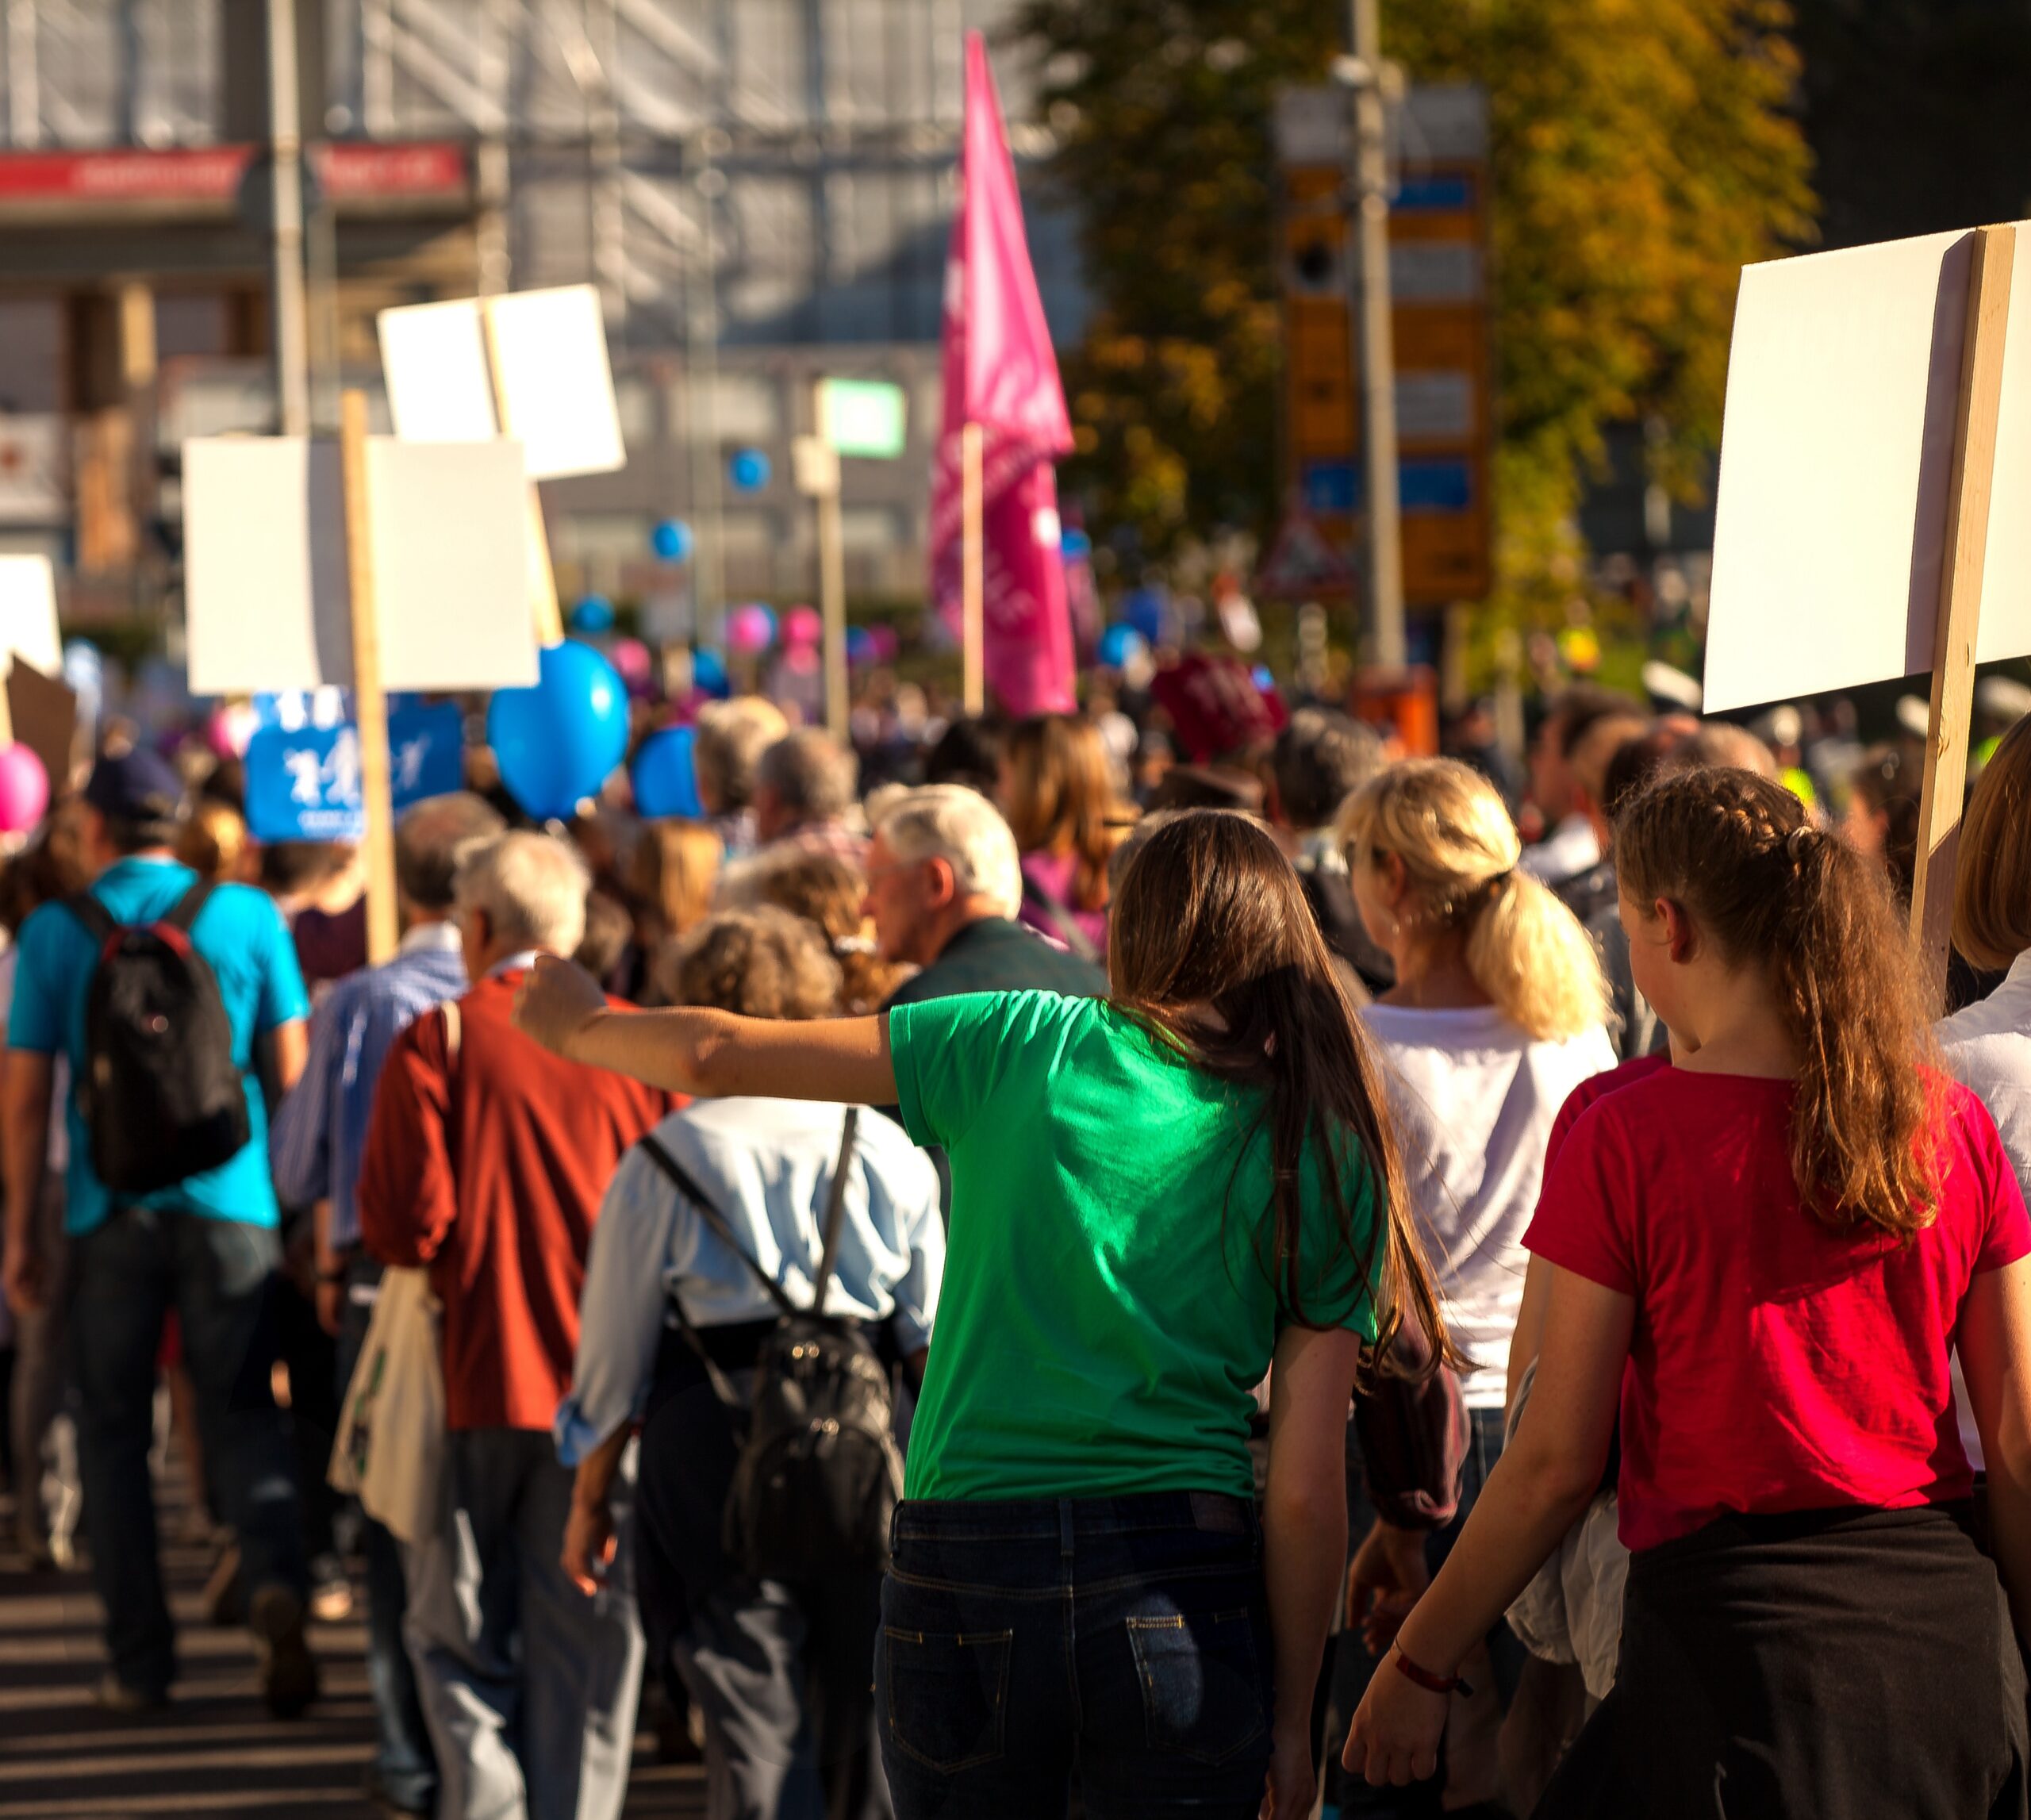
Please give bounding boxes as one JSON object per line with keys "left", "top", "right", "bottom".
{"left": 1326, "top": 759, "right": 1613, "bottom": 1800}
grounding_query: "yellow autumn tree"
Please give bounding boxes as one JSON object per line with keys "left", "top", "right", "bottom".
{"left": 1016, "top": 0, "right": 1814, "bottom": 616}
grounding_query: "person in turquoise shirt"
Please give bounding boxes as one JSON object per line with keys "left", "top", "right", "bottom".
{"left": 513, "top": 808, "right": 1458, "bottom": 1820}
{"left": 0, "top": 749, "right": 317, "bottom": 1718}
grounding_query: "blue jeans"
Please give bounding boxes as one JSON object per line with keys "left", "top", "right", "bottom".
{"left": 1321, "top": 1404, "right": 1522, "bottom": 1818}
{"left": 877, "top": 1491, "right": 1274, "bottom": 1820}
{"left": 67, "top": 1203, "right": 305, "bottom": 1698}
{"left": 337, "top": 1254, "right": 437, "bottom": 1810}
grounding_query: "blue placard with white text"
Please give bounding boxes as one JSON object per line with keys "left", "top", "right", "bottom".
{"left": 244, "top": 703, "right": 464, "bottom": 842}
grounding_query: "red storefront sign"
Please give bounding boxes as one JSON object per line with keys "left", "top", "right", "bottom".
{"left": 0, "top": 142, "right": 467, "bottom": 209}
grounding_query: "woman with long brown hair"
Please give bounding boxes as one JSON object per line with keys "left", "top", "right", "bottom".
{"left": 1346, "top": 766, "right": 2031, "bottom": 1818}
{"left": 1000, "top": 712, "right": 1130, "bottom": 958}
{"left": 514, "top": 810, "right": 1452, "bottom": 1820}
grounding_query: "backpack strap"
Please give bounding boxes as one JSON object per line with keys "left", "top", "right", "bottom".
{"left": 159, "top": 881, "right": 216, "bottom": 935}
{"left": 63, "top": 892, "right": 118, "bottom": 950}
{"left": 1019, "top": 871, "right": 1102, "bottom": 965}
{"left": 807, "top": 1108, "right": 860, "bottom": 1316}
{"left": 637, "top": 1133, "right": 801, "bottom": 1322}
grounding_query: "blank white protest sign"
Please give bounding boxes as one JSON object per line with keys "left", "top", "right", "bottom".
{"left": 376, "top": 284, "right": 625, "bottom": 481}
{"left": 1704, "top": 225, "right": 2031, "bottom": 713}
{"left": 0, "top": 555, "right": 63, "bottom": 679}
{"left": 182, "top": 437, "right": 539, "bottom": 694}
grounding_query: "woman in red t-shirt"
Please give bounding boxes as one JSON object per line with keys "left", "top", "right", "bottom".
{"left": 1344, "top": 766, "right": 2031, "bottom": 1818}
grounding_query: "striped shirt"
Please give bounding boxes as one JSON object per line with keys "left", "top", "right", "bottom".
{"left": 271, "top": 922, "right": 466, "bottom": 1249}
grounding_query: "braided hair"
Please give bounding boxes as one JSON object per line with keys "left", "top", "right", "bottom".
{"left": 1614, "top": 766, "right": 1945, "bottom": 1238}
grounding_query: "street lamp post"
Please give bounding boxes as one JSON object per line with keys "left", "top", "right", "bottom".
{"left": 1340, "top": 0, "right": 1405, "bottom": 670}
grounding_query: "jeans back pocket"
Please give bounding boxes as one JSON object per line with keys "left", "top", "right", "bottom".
{"left": 1126, "top": 1608, "right": 1269, "bottom": 1765}
{"left": 881, "top": 1626, "right": 1015, "bottom": 1772}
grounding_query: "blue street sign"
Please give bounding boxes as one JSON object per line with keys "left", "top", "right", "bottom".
{"left": 244, "top": 702, "right": 465, "bottom": 842}
{"left": 1301, "top": 457, "right": 1476, "bottom": 516}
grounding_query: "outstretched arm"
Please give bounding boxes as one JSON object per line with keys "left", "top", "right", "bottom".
{"left": 515, "top": 954, "right": 896, "bottom": 1105}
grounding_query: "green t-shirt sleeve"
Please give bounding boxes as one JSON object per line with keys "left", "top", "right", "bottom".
{"left": 886, "top": 989, "right": 1064, "bottom": 1151}
{"left": 1292, "top": 1131, "right": 1385, "bottom": 1339}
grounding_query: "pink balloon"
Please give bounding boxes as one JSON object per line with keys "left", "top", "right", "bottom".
{"left": 783, "top": 605, "right": 823, "bottom": 648}
{"left": 0, "top": 743, "right": 49, "bottom": 833}
{"left": 207, "top": 702, "right": 258, "bottom": 759}
{"left": 609, "top": 637, "right": 652, "bottom": 691}
{"left": 727, "top": 603, "right": 776, "bottom": 655}
{"left": 866, "top": 624, "right": 900, "bottom": 662}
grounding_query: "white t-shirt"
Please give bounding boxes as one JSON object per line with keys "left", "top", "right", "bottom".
{"left": 1361, "top": 1001, "right": 1616, "bottom": 1407}
{"left": 1937, "top": 950, "right": 2031, "bottom": 1466}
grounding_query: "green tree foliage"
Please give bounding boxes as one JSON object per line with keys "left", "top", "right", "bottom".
{"left": 1016, "top": 0, "right": 1814, "bottom": 605}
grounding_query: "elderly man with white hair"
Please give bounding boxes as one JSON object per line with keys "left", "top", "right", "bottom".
{"left": 359, "top": 831, "right": 674, "bottom": 1820}
{"left": 866, "top": 785, "right": 1105, "bottom": 1008}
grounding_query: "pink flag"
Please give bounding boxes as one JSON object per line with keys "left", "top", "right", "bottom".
{"left": 927, "top": 31, "right": 1077, "bottom": 716}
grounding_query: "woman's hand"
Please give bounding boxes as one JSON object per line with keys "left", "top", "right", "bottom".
{"left": 514, "top": 954, "right": 609, "bottom": 1059}
{"left": 1346, "top": 1517, "right": 1431, "bottom": 1654}
{"left": 562, "top": 1495, "right": 616, "bottom": 1597}
{"left": 1342, "top": 1649, "right": 1449, "bottom": 1787}
{"left": 1259, "top": 1718, "right": 1317, "bottom": 1820}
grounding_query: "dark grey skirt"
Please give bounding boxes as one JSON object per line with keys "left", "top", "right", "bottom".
{"left": 1535, "top": 1502, "right": 2029, "bottom": 1820}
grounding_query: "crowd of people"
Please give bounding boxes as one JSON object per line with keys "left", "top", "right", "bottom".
{"left": 0, "top": 657, "right": 2029, "bottom": 1820}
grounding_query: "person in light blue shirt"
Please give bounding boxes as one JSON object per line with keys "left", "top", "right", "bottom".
{"left": 0, "top": 748, "right": 316, "bottom": 1718}
{"left": 558, "top": 905, "right": 943, "bottom": 1820}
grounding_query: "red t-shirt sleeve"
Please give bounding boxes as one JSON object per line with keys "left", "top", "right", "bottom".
{"left": 1524, "top": 1100, "right": 1641, "bottom": 1295}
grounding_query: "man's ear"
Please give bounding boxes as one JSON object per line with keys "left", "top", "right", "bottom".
{"left": 923, "top": 856, "right": 959, "bottom": 912}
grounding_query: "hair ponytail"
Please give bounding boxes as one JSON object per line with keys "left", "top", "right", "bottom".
{"left": 1614, "top": 767, "right": 1943, "bottom": 1238}
{"left": 1466, "top": 867, "right": 1614, "bottom": 1042}
{"left": 1338, "top": 758, "right": 1611, "bottom": 1043}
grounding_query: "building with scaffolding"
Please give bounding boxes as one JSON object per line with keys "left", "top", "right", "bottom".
{"left": 0, "top": 0, "right": 1084, "bottom": 629}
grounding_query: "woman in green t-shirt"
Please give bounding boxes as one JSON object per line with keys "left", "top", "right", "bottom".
{"left": 516, "top": 810, "right": 1453, "bottom": 1820}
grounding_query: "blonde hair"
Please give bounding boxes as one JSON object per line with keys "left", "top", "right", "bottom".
{"left": 1955, "top": 713, "right": 2031, "bottom": 970}
{"left": 631, "top": 818, "right": 721, "bottom": 945}
{"left": 1338, "top": 758, "right": 1609, "bottom": 1042}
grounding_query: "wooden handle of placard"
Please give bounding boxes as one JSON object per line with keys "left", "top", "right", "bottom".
{"left": 524, "top": 488, "right": 564, "bottom": 647}
{"left": 477, "top": 296, "right": 565, "bottom": 647}
{"left": 339, "top": 390, "right": 401, "bottom": 967}
{"left": 1910, "top": 222, "right": 2015, "bottom": 1013}
{"left": 962, "top": 422, "right": 985, "bottom": 716}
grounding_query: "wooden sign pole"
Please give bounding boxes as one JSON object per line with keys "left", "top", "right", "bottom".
{"left": 338, "top": 389, "right": 401, "bottom": 966}
{"left": 961, "top": 421, "right": 985, "bottom": 715}
{"left": 1910, "top": 221, "right": 2016, "bottom": 1012}
{"left": 479, "top": 300, "right": 566, "bottom": 647}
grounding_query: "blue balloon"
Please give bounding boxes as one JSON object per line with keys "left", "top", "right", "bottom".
{"left": 487, "top": 641, "right": 631, "bottom": 821}
{"left": 651, "top": 517, "right": 694, "bottom": 563}
{"left": 1122, "top": 586, "right": 1167, "bottom": 645}
{"left": 570, "top": 593, "right": 616, "bottom": 635}
{"left": 1060, "top": 528, "right": 1092, "bottom": 561}
{"left": 1250, "top": 665, "right": 1276, "bottom": 693}
{"left": 691, "top": 648, "right": 731, "bottom": 698}
{"left": 844, "top": 626, "right": 877, "bottom": 666}
{"left": 1096, "top": 624, "right": 1148, "bottom": 670}
{"left": 728, "top": 447, "right": 772, "bottom": 492}
{"left": 632, "top": 726, "right": 703, "bottom": 819}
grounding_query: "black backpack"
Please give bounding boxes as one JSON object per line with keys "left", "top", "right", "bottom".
{"left": 67, "top": 883, "right": 251, "bottom": 1197}
{"left": 638, "top": 1109, "right": 904, "bottom": 1583}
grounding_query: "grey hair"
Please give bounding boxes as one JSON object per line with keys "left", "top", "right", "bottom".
{"left": 872, "top": 785, "right": 1023, "bottom": 920}
{"left": 453, "top": 830, "right": 589, "bottom": 957}
{"left": 693, "top": 697, "right": 790, "bottom": 812}
{"left": 756, "top": 728, "right": 859, "bottom": 824}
